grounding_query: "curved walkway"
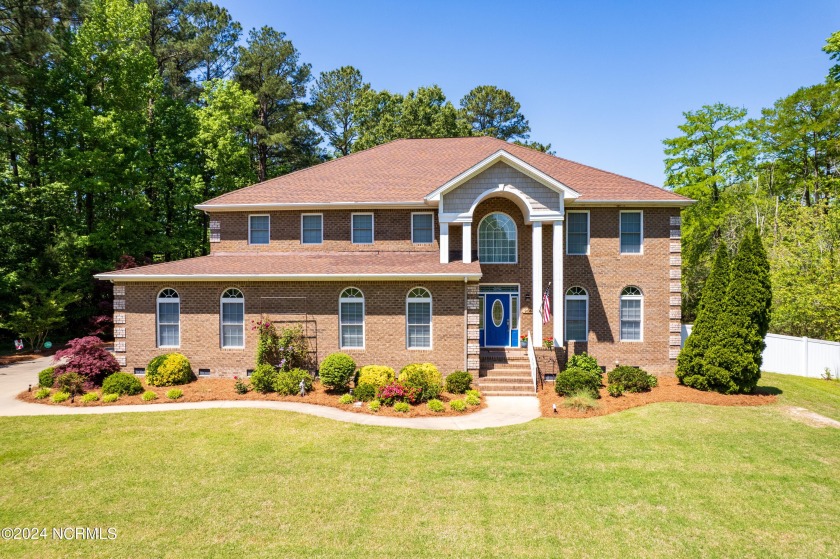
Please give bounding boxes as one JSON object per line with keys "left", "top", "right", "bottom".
{"left": 0, "top": 356, "right": 540, "bottom": 430}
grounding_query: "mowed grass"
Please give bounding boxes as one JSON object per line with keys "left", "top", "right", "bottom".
{"left": 0, "top": 374, "right": 838, "bottom": 558}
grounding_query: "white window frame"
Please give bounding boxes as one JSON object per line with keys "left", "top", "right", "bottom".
{"left": 300, "top": 213, "right": 323, "bottom": 245}
{"left": 406, "top": 287, "right": 433, "bottom": 350}
{"left": 565, "top": 210, "right": 590, "bottom": 255}
{"left": 478, "top": 212, "right": 518, "bottom": 264}
{"left": 619, "top": 210, "right": 644, "bottom": 255}
{"left": 351, "top": 213, "right": 374, "bottom": 245}
{"left": 619, "top": 286, "right": 644, "bottom": 342}
{"left": 564, "top": 286, "right": 589, "bottom": 342}
{"left": 156, "top": 288, "right": 180, "bottom": 348}
{"left": 248, "top": 214, "right": 270, "bottom": 245}
{"left": 220, "top": 288, "right": 245, "bottom": 349}
{"left": 339, "top": 287, "right": 365, "bottom": 349}
{"left": 411, "top": 212, "right": 435, "bottom": 245}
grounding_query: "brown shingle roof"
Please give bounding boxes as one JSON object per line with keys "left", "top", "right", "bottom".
{"left": 95, "top": 251, "right": 482, "bottom": 281}
{"left": 199, "top": 137, "right": 689, "bottom": 206}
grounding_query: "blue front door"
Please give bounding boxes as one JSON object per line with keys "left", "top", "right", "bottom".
{"left": 484, "top": 293, "right": 510, "bottom": 347}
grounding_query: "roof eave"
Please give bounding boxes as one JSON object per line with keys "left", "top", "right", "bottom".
{"left": 567, "top": 199, "right": 694, "bottom": 207}
{"left": 195, "top": 201, "right": 435, "bottom": 212}
{"left": 94, "top": 272, "right": 482, "bottom": 282}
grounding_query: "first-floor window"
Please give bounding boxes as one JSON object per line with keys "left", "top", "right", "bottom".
{"left": 157, "top": 288, "right": 180, "bottom": 347}
{"left": 406, "top": 287, "right": 432, "bottom": 349}
{"left": 339, "top": 287, "right": 365, "bottom": 348}
{"left": 221, "top": 288, "right": 245, "bottom": 348}
{"left": 565, "top": 286, "right": 588, "bottom": 342}
{"left": 620, "top": 286, "right": 643, "bottom": 341}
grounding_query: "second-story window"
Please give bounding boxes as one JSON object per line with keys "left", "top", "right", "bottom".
{"left": 412, "top": 213, "right": 434, "bottom": 244}
{"left": 249, "top": 215, "right": 270, "bottom": 245}
{"left": 301, "top": 214, "right": 323, "bottom": 244}
{"left": 620, "top": 211, "right": 643, "bottom": 254}
{"left": 352, "top": 213, "right": 374, "bottom": 244}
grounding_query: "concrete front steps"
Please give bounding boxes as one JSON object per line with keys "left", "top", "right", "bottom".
{"left": 477, "top": 349, "right": 535, "bottom": 396}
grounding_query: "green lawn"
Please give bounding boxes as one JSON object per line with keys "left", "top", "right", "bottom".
{"left": 1, "top": 373, "right": 839, "bottom": 558}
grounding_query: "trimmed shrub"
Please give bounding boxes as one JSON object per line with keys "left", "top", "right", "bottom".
{"left": 146, "top": 355, "right": 167, "bottom": 381}
{"left": 53, "top": 336, "right": 120, "bottom": 387}
{"left": 102, "top": 372, "right": 143, "bottom": 396}
{"left": 142, "top": 390, "right": 157, "bottom": 401}
{"left": 52, "top": 392, "right": 70, "bottom": 403}
{"left": 376, "top": 381, "right": 417, "bottom": 406}
{"left": 427, "top": 399, "right": 444, "bottom": 412}
{"left": 352, "top": 382, "right": 377, "bottom": 402}
{"left": 566, "top": 352, "right": 601, "bottom": 375}
{"left": 466, "top": 389, "right": 481, "bottom": 400}
{"left": 554, "top": 367, "right": 602, "bottom": 398}
{"left": 607, "top": 366, "right": 654, "bottom": 393}
{"left": 444, "top": 371, "right": 472, "bottom": 394}
{"left": 102, "top": 393, "right": 119, "bottom": 403}
{"left": 608, "top": 383, "right": 624, "bottom": 398}
{"left": 274, "top": 368, "right": 314, "bottom": 396}
{"left": 38, "top": 367, "right": 56, "bottom": 388}
{"left": 450, "top": 399, "right": 467, "bottom": 412}
{"left": 339, "top": 394, "right": 353, "bottom": 404}
{"left": 647, "top": 374, "right": 658, "bottom": 388}
{"left": 234, "top": 377, "right": 249, "bottom": 394}
{"left": 319, "top": 353, "right": 356, "bottom": 391}
{"left": 55, "top": 372, "right": 86, "bottom": 395}
{"left": 146, "top": 353, "right": 194, "bottom": 387}
{"left": 399, "top": 363, "right": 443, "bottom": 402}
{"left": 357, "top": 365, "right": 395, "bottom": 388}
{"left": 166, "top": 389, "right": 183, "bottom": 400}
{"left": 34, "top": 388, "right": 51, "bottom": 399}
{"left": 465, "top": 393, "right": 480, "bottom": 406}
{"left": 394, "top": 401, "right": 410, "bottom": 413}
{"left": 81, "top": 392, "right": 99, "bottom": 403}
{"left": 563, "top": 390, "right": 600, "bottom": 411}
{"left": 368, "top": 400, "right": 381, "bottom": 412}
{"left": 250, "top": 364, "right": 278, "bottom": 393}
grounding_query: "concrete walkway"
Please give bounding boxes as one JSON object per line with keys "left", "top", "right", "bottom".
{"left": 0, "top": 357, "right": 541, "bottom": 430}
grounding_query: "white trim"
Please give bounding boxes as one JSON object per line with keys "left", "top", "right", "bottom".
{"left": 477, "top": 212, "right": 518, "bottom": 264}
{"left": 566, "top": 199, "right": 693, "bottom": 207}
{"left": 248, "top": 214, "right": 270, "bottom": 245}
{"left": 439, "top": 222, "right": 450, "bottom": 264}
{"left": 565, "top": 210, "right": 590, "bottom": 256}
{"left": 619, "top": 286, "right": 644, "bottom": 342}
{"left": 156, "top": 288, "right": 180, "bottom": 348}
{"left": 411, "top": 212, "right": 435, "bottom": 245}
{"left": 95, "top": 272, "right": 483, "bottom": 282}
{"left": 619, "top": 210, "right": 644, "bottom": 255}
{"left": 406, "top": 286, "right": 433, "bottom": 350}
{"left": 531, "top": 221, "right": 543, "bottom": 343}
{"left": 425, "top": 150, "right": 580, "bottom": 201}
{"left": 220, "top": 288, "right": 245, "bottom": 349}
{"left": 300, "top": 213, "right": 323, "bottom": 245}
{"left": 564, "top": 287, "right": 588, "bottom": 342}
{"left": 351, "top": 212, "right": 374, "bottom": 245}
{"left": 438, "top": 184, "right": 564, "bottom": 225}
{"left": 462, "top": 223, "right": 472, "bottom": 264}
{"left": 552, "top": 221, "right": 564, "bottom": 346}
{"left": 339, "top": 287, "right": 365, "bottom": 349}
{"left": 196, "top": 201, "right": 432, "bottom": 212}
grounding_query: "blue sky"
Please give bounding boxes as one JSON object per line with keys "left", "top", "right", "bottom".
{"left": 215, "top": 0, "right": 839, "bottom": 186}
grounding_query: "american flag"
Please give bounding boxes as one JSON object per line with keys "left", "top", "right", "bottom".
{"left": 541, "top": 285, "right": 552, "bottom": 324}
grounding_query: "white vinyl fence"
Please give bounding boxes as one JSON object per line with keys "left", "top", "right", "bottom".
{"left": 681, "top": 324, "right": 840, "bottom": 378}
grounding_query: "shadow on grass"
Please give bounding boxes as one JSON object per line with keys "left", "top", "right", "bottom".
{"left": 755, "top": 386, "right": 783, "bottom": 396}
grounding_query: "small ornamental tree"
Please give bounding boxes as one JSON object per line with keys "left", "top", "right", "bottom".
{"left": 677, "top": 243, "right": 730, "bottom": 387}
{"left": 53, "top": 336, "right": 120, "bottom": 387}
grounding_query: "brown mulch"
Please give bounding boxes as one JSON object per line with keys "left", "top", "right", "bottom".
{"left": 17, "top": 378, "right": 486, "bottom": 418}
{"left": 538, "top": 375, "right": 776, "bottom": 418}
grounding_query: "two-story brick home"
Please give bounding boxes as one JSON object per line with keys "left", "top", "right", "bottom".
{"left": 96, "top": 137, "right": 691, "bottom": 389}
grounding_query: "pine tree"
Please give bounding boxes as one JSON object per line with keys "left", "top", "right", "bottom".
{"left": 677, "top": 242, "right": 730, "bottom": 387}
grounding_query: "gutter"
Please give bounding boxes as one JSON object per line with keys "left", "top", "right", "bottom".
{"left": 94, "top": 272, "right": 483, "bottom": 283}
{"left": 195, "top": 201, "right": 434, "bottom": 212}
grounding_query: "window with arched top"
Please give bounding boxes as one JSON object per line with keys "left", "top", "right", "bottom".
{"left": 620, "top": 286, "right": 643, "bottom": 341}
{"left": 220, "top": 288, "right": 245, "bottom": 348}
{"left": 339, "top": 288, "right": 364, "bottom": 348}
{"left": 157, "top": 288, "right": 180, "bottom": 347}
{"left": 478, "top": 213, "right": 517, "bottom": 263}
{"left": 565, "top": 286, "right": 588, "bottom": 342}
{"left": 406, "top": 287, "right": 432, "bottom": 349}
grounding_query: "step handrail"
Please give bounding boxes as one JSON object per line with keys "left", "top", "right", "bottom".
{"left": 526, "top": 330, "right": 538, "bottom": 393}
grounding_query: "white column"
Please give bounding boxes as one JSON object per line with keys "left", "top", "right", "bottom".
{"left": 531, "top": 221, "right": 543, "bottom": 343}
{"left": 462, "top": 223, "right": 472, "bottom": 263}
{"left": 553, "top": 220, "right": 564, "bottom": 346}
{"left": 439, "top": 222, "right": 449, "bottom": 264}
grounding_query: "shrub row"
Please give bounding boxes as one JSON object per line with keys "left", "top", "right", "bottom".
{"left": 553, "top": 353, "right": 658, "bottom": 401}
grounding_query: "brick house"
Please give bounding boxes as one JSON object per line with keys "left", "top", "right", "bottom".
{"left": 95, "top": 137, "right": 692, "bottom": 391}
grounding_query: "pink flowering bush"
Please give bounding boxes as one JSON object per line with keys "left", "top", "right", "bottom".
{"left": 53, "top": 336, "right": 120, "bottom": 388}
{"left": 375, "top": 381, "right": 419, "bottom": 406}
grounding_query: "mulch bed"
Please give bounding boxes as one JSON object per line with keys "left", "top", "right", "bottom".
{"left": 538, "top": 375, "right": 776, "bottom": 418}
{"left": 17, "top": 378, "right": 486, "bottom": 418}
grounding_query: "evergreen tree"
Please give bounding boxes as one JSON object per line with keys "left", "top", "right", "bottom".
{"left": 677, "top": 242, "right": 730, "bottom": 387}
{"left": 459, "top": 85, "right": 530, "bottom": 141}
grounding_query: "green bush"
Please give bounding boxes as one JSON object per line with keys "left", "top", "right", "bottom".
{"left": 554, "top": 366, "right": 602, "bottom": 398}
{"left": 339, "top": 394, "right": 353, "bottom": 404}
{"left": 274, "top": 368, "right": 314, "bottom": 396}
{"left": 357, "top": 365, "right": 395, "bottom": 388}
{"left": 368, "top": 400, "right": 381, "bottom": 412}
{"left": 444, "top": 371, "right": 472, "bottom": 394}
{"left": 142, "top": 390, "right": 157, "bottom": 401}
{"left": 563, "top": 390, "right": 600, "bottom": 411}
{"left": 38, "top": 367, "right": 56, "bottom": 388}
{"left": 51, "top": 392, "right": 70, "bottom": 403}
{"left": 102, "top": 372, "right": 143, "bottom": 396}
{"left": 608, "top": 383, "right": 624, "bottom": 397}
{"left": 81, "top": 392, "right": 99, "bottom": 403}
{"left": 399, "top": 363, "right": 443, "bottom": 402}
{"left": 427, "top": 399, "right": 444, "bottom": 412}
{"left": 146, "top": 353, "right": 194, "bottom": 386}
{"left": 34, "top": 387, "right": 51, "bottom": 399}
{"left": 166, "top": 389, "right": 183, "bottom": 400}
{"left": 352, "top": 382, "right": 377, "bottom": 402}
{"left": 394, "top": 401, "right": 410, "bottom": 413}
{"left": 102, "top": 393, "right": 119, "bottom": 403}
{"left": 607, "top": 366, "right": 654, "bottom": 393}
{"left": 566, "top": 352, "right": 601, "bottom": 375}
{"left": 450, "top": 399, "right": 467, "bottom": 412}
{"left": 234, "top": 378, "right": 249, "bottom": 394}
{"left": 466, "top": 389, "right": 481, "bottom": 400}
{"left": 250, "top": 364, "right": 278, "bottom": 393}
{"left": 465, "top": 393, "right": 480, "bottom": 406}
{"left": 647, "top": 374, "right": 658, "bottom": 388}
{"left": 146, "top": 354, "right": 167, "bottom": 380}
{"left": 55, "top": 372, "right": 86, "bottom": 395}
{"left": 319, "top": 353, "right": 356, "bottom": 391}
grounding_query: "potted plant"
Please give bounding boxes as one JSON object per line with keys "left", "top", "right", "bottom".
{"left": 520, "top": 335, "right": 528, "bottom": 348}
{"left": 542, "top": 336, "right": 554, "bottom": 349}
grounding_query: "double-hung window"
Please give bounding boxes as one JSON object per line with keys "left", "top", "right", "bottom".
{"left": 566, "top": 211, "right": 589, "bottom": 255}
{"left": 339, "top": 288, "right": 365, "bottom": 348}
{"left": 411, "top": 213, "right": 434, "bottom": 244}
{"left": 351, "top": 213, "right": 373, "bottom": 244}
{"left": 249, "top": 215, "right": 270, "bottom": 245}
{"left": 406, "top": 287, "right": 432, "bottom": 349}
{"left": 620, "top": 211, "right": 643, "bottom": 254}
{"left": 157, "top": 288, "right": 180, "bottom": 347}
{"left": 301, "top": 214, "right": 323, "bottom": 244}
{"left": 221, "top": 288, "right": 245, "bottom": 348}
{"left": 620, "top": 286, "right": 643, "bottom": 341}
{"left": 565, "top": 286, "right": 588, "bottom": 342}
